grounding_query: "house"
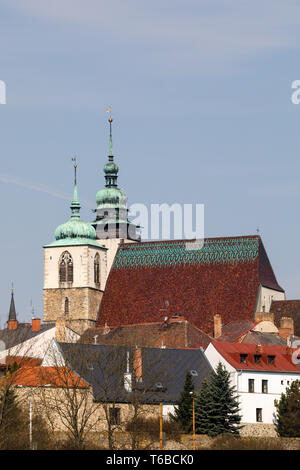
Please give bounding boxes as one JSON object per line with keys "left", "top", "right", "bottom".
{"left": 205, "top": 341, "right": 300, "bottom": 436}
{"left": 41, "top": 339, "right": 213, "bottom": 420}
{"left": 213, "top": 311, "right": 298, "bottom": 346}
{"left": 79, "top": 316, "right": 213, "bottom": 350}
{"left": 0, "top": 317, "right": 79, "bottom": 363}
{"left": 270, "top": 299, "right": 300, "bottom": 337}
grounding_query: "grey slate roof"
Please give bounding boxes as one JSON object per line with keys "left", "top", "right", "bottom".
{"left": 0, "top": 324, "right": 54, "bottom": 350}
{"left": 58, "top": 342, "right": 213, "bottom": 404}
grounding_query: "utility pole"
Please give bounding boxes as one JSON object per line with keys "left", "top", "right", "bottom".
{"left": 29, "top": 391, "right": 32, "bottom": 450}
{"left": 160, "top": 402, "right": 163, "bottom": 450}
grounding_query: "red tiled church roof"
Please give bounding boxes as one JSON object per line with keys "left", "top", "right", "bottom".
{"left": 98, "top": 235, "right": 284, "bottom": 335}
{"left": 211, "top": 341, "right": 300, "bottom": 373}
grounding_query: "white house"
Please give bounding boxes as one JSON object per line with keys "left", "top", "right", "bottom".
{"left": 205, "top": 341, "right": 300, "bottom": 435}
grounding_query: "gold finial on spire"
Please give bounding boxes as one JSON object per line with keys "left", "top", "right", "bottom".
{"left": 11, "top": 282, "right": 14, "bottom": 294}
{"left": 72, "top": 157, "right": 77, "bottom": 185}
{"left": 72, "top": 156, "right": 77, "bottom": 168}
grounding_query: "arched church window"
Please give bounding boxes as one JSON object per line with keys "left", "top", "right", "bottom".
{"left": 94, "top": 253, "right": 100, "bottom": 285}
{"left": 64, "top": 297, "right": 69, "bottom": 315}
{"left": 59, "top": 251, "right": 73, "bottom": 283}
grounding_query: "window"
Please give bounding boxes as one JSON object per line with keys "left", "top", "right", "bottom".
{"left": 59, "top": 251, "right": 73, "bottom": 283}
{"left": 267, "top": 355, "right": 275, "bottom": 365}
{"left": 109, "top": 407, "right": 120, "bottom": 425}
{"left": 248, "top": 379, "right": 255, "bottom": 393}
{"left": 254, "top": 354, "right": 261, "bottom": 364}
{"left": 256, "top": 408, "right": 262, "bottom": 422}
{"left": 94, "top": 253, "right": 100, "bottom": 285}
{"left": 64, "top": 297, "right": 69, "bottom": 315}
{"left": 281, "top": 380, "right": 284, "bottom": 385}
{"left": 262, "top": 380, "right": 268, "bottom": 394}
{"left": 240, "top": 354, "right": 248, "bottom": 363}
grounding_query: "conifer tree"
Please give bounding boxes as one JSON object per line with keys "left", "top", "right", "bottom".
{"left": 196, "top": 362, "right": 242, "bottom": 437}
{"left": 194, "top": 378, "right": 212, "bottom": 434}
{"left": 275, "top": 380, "right": 300, "bottom": 437}
{"left": 172, "top": 370, "right": 194, "bottom": 432}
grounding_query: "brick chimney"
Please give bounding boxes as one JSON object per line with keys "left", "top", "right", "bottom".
{"left": 133, "top": 347, "right": 143, "bottom": 382}
{"left": 279, "top": 317, "right": 294, "bottom": 339}
{"left": 55, "top": 318, "right": 66, "bottom": 343}
{"left": 254, "top": 311, "right": 274, "bottom": 323}
{"left": 32, "top": 318, "right": 41, "bottom": 332}
{"left": 214, "top": 314, "right": 222, "bottom": 338}
{"left": 8, "top": 320, "right": 18, "bottom": 330}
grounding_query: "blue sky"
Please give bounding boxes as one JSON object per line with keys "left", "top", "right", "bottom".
{"left": 1, "top": 0, "right": 300, "bottom": 324}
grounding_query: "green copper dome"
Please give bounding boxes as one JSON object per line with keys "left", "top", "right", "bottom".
{"left": 55, "top": 219, "right": 96, "bottom": 241}
{"left": 55, "top": 164, "right": 96, "bottom": 242}
{"left": 96, "top": 187, "right": 127, "bottom": 208}
{"left": 104, "top": 160, "right": 119, "bottom": 174}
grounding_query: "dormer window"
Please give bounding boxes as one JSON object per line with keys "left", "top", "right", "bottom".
{"left": 254, "top": 354, "right": 261, "bottom": 364}
{"left": 267, "top": 355, "right": 275, "bottom": 365}
{"left": 240, "top": 354, "right": 248, "bottom": 363}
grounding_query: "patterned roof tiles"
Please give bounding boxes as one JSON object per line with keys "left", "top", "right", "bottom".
{"left": 98, "top": 235, "right": 284, "bottom": 335}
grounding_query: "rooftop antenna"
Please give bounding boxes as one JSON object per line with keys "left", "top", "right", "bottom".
{"left": 30, "top": 299, "right": 35, "bottom": 319}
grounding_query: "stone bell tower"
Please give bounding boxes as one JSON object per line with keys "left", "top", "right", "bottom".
{"left": 43, "top": 161, "right": 107, "bottom": 335}
{"left": 91, "top": 115, "right": 140, "bottom": 282}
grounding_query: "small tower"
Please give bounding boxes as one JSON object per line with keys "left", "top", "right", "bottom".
{"left": 92, "top": 116, "right": 140, "bottom": 277}
{"left": 8, "top": 285, "right": 18, "bottom": 330}
{"left": 43, "top": 161, "right": 107, "bottom": 335}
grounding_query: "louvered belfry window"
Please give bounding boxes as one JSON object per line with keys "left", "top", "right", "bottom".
{"left": 59, "top": 251, "right": 73, "bottom": 283}
{"left": 94, "top": 253, "right": 100, "bottom": 284}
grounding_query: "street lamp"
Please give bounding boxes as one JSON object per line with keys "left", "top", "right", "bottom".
{"left": 190, "top": 392, "right": 195, "bottom": 450}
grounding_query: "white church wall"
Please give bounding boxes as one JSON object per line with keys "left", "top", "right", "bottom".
{"left": 255, "top": 285, "right": 285, "bottom": 313}
{"left": 96, "top": 238, "right": 136, "bottom": 287}
{"left": 44, "top": 245, "right": 106, "bottom": 290}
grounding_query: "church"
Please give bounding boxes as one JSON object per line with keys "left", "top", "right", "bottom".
{"left": 42, "top": 118, "right": 286, "bottom": 336}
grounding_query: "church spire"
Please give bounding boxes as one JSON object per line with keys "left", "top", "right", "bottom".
{"left": 104, "top": 116, "right": 119, "bottom": 188}
{"left": 70, "top": 157, "right": 80, "bottom": 220}
{"left": 108, "top": 116, "right": 113, "bottom": 157}
{"left": 8, "top": 284, "right": 17, "bottom": 322}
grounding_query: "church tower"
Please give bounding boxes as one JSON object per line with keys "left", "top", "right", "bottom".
{"left": 92, "top": 116, "right": 140, "bottom": 278}
{"left": 43, "top": 161, "right": 107, "bottom": 334}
